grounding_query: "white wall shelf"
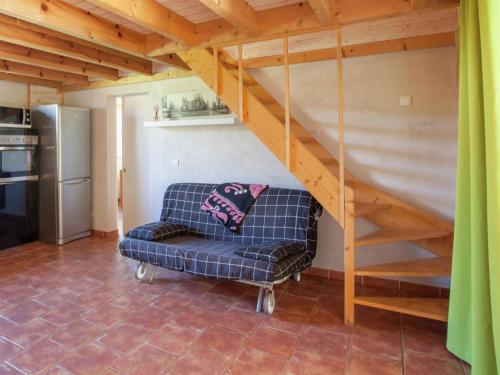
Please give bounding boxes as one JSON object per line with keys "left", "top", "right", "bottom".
{"left": 144, "top": 115, "right": 238, "bottom": 127}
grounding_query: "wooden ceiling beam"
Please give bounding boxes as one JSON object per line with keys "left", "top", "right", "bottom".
{"left": 59, "top": 69, "right": 195, "bottom": 93}
{"left": 85, "top": 0, "right": 199, "bottom": 46}
{"left": 150, "top": 54, "right": 191, "bottom": 71}
{"left": 0, "top": 15, "right": 152, "bottom": 75}
{"left": 197, "top": 0, "right": 259, "bottom": 34}
{"left": 0, "top": 40, "right": 119, "bottom": 80}
{"left": 242, "top": 32, "right": 456, "bottom": 69}
{"left": 146, "top": 0, "right": 459, "bottom": 56}
{"left": 0, "top": 59, "right": 88, "bottom": 84}
{"left": 0, "top": 71, "right": 62, "bottom": 88}
{"left": 308, "top": 0, "right": 334, "bottom": 24}
{"left": 0, "top": 0, "right": 146, "bottom": 55}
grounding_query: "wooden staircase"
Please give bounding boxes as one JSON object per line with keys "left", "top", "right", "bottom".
{"left": 178, "top": 48, "right": 453, "bottom": 325}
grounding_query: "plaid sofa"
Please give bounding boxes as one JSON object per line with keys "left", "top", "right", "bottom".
{"left": 119, "top": 183, "right": 322, "bottom": 283}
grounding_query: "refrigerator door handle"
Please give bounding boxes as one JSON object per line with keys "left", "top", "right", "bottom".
{"left": 61, "top": 177, "right": 90, "bottom": 185}
{"left": 0, "top": 175, "right": 39, "bottom": 184}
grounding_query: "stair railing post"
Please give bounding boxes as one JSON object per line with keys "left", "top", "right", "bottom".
{"left": 283, "top": 37, "right": 291, "bottom": 170}
{"left": 337, "top": 27, "right": 345, "bottom": 228}
{"left": 238, "top": 44, "right": 245, "bottom": 122}
{"left": 344, "top": 185, "right": 356, "bottom": 326}
{"left": 213, "top": 47, "right": 219, "bottom": 95}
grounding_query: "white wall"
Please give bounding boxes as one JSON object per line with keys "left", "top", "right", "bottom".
{"left": 0, "top": 81, "right": 29, "bottom": 108}
{"left": 64, "top": 47, "right": 458, "bottom": 286}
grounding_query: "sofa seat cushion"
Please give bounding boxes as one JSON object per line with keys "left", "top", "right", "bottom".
{"left": 119, "top": 236, "right": 313, "bottom": 282}
{"left": 125, "top": 222, "right": 188, "bottom": 242}
{"left": 234, "top": 240, "right": 304, "bottom": 263}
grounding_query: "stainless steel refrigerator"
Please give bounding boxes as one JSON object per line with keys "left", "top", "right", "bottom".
{"left": 32, "top": 105, "right": 91, "bottom": 245}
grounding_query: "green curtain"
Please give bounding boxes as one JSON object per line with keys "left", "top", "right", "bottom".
{"left": 447, "top": 1, "right": 500, "bottom": 374}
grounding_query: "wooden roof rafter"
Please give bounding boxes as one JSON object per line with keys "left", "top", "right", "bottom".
{"left": 0, "top": 14, "right": 153, "bottom": 75}
{"left": 0, "top": 40, "right": 119, "bottom": 80}
{"left": 84, "top": 0, "right": 200, "bottom": 46}
{"left": 0, "top": 58, "right": 88, "bottom": 85}
{"left": 0, "top": 0, "right": 145, "bottom": 55}
{"left": 0, "top": 71, "right": 62, "bottom": 88}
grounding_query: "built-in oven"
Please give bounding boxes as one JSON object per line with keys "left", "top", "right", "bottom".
{"left": 0, "top": 127, "right": 39, "bottom": 250}
{"left": 0, "top": 106, "right": 31, "bottom": 128}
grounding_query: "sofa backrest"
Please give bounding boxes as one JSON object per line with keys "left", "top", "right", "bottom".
{"left": 160, "top": 183, "right": 322, "bottom": 254}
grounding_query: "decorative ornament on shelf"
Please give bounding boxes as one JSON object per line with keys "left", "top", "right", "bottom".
{"left": 153, "top": 104, "right": 160, "bottom": 121}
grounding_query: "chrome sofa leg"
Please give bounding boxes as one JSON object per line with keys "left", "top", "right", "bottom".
{"left": 148, "top": 266, "right": 157, "bottom": 284}
{"left": 256, "top": 287, "right": 264, "bottom": 313}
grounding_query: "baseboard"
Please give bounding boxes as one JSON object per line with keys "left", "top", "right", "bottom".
{"left": 304, "top": 266, "right": 449, "bottom": 298}
{"left": 92, "top": 229, "right": 119, "bottom": 239}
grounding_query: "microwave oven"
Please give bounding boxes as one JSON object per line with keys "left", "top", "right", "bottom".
{"left": 0, "top": 106, "right": 31, "bottom": 128}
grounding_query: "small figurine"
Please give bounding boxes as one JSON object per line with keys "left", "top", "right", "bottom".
{"left": 154, "top": 104, "right": 160, "bottom": 121}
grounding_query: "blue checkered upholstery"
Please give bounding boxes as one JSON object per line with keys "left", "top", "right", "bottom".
{"left": 120, "top": 183, "right": 322, "bottom": 282}
{"left": 126, "top": 222, "right": 188, "bottom": 241}
{"left": 233, "top": 240, "right": 303, "bottom": 263}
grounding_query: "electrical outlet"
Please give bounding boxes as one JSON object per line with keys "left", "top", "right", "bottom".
{"left": 400, "top": 96, "right": 412, "bottom": 106}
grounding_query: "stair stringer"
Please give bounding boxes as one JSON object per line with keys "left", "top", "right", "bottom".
{"left": 179, "top": 48, "right": 341, "bottom": 222}
{"left": 177, "top": 48, "right": 453, "bottom": 258}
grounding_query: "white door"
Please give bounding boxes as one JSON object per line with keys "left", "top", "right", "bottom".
{"left": 122, "top": 94, "right": 150, "bottom": 233}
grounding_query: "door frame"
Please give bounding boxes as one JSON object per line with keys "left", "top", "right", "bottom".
{"left": 106, "top": 92, "right": 148, "bottom": 236}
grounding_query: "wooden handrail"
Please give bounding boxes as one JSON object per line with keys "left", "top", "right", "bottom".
{"left": 213, "top": 47, "right": 218, "bottom": 95}
{"left": 238, "top": 44, "right": 244, "bottom": 121}
{"left": 283, "top": 37, "right": 291, "bottom": 170}
{"left": 337, "top": 28, "right": 345, "bottom": 228}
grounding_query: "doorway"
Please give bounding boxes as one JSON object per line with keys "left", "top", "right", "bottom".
{"left": 121, "top": 94, "right": 150, "bottom": 233}
{"left": 116, "top": 96, "right": 123, "bottom": 236}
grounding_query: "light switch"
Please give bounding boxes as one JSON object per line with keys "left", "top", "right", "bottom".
{"left": 400, "top": 96, "right": 412, "bottom": 106}
{"left": 172, "top": 159, "right": 180, "bottom": 167}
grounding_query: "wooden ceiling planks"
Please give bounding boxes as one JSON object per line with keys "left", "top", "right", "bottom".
{"left": 197, "top": 0, "right": 260, "bottom": 34}
{"left": 62, "top": 0, "right": 152, "bottom": 33}
{"left": 157, "top": 0, "right": 220, "bottom": 24}
{"left": 223, "top": 8, "right": 457, "bottom": 60}
{"left": 62, "top": 0, "right": 306, "bottom": 27}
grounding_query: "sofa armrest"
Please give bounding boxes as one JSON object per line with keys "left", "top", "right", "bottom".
{"left": 126, "top": 222, "right": 188, "bottom": 242}
{"left": 234, "top": 240, "right": 304, "bottom": 263}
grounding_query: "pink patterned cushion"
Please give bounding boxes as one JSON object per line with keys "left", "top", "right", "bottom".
{"left": 201, "top": 182, "right": 267, "bottom": 232}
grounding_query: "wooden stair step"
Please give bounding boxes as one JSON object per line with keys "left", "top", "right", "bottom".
{"left": 355, "top": 228, "right": 452, "bottom": 247}
{"left": 354, "top": 202, "right": 392, "bottom": 217}
{"left": 355, "top": 257, "right": 451, "bottom": 277}
{"left": 319, "top": 158, "right": 337, "bottom": 165}
{"left": 246, "top": 86, "right": 276, "bottom": 104}
{"left": 354, "top": 297, "right": 449, "bottom": 321}
{"left": 289, "top": 122, "right": 312, "bottom": 142}
{"left": 301, "top": 139, "right": 333, "bottom": 160}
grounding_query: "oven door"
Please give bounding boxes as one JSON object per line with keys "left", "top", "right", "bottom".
{"left": 0, "top": 146, "right": 38, "bottom": 178}
{"left": 0, "top": 178, "right": 38, "bottom": 250}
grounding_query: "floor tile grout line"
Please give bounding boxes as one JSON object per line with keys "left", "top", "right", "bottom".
{"left": 1, "top": 239, "right": 458, "bottom": 375}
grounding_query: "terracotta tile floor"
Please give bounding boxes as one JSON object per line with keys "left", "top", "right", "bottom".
{"left": 0, "top": 238, "right": 470, "bottom": 375}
